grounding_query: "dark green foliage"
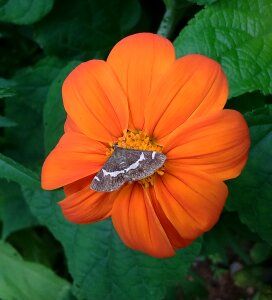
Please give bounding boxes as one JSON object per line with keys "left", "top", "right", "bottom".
{"left": 0, "top": 0, "right": 272, "bottom": 299}
{"left": 33, "top": 0, "right": 141, "bottom": 60}
{"left": 227, "top": 106, "right": 272, "bottom": 245}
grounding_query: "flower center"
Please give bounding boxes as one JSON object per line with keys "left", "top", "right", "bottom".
{"left": 106, "top": 130, "right": 165, "bottom": 188}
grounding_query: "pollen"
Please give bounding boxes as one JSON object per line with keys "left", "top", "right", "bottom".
{"left": 106, "top": 130, "right": 165, "bottom": 188}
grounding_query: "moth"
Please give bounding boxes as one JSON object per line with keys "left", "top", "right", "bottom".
{"left": 90, "top": 146, "right": 166, "bottom": 192}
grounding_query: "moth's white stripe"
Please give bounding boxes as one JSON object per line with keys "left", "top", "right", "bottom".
{"left": 125, "top": 152, "right": 145, "bottom": 172}
{"left": 152, "top": 152, "right": 156, "bottom": 159}
{"left": 102, "top": 168, "right": 125, "bottom": 177}
{"left": 94, "top": 176, "right": 100, "bottom": 181}
{"left": 102, "top": 152, "right": 146, "bottom": 178}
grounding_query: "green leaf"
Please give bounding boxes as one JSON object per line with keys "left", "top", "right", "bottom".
{"left": 0, "top": 78, "right": 16, "bottom": 99}
{"left": 0, "top": 87, "right": 16, "bottom": 99}
{"left": 33, "top": 0, "right": 141, "bottom": 59}
{"left": 44, "top": 61, "right": 81, "bottom": 154}
{"left": 233, "top": 265, "right": 270, "bottom": 289}
{"left": 174, "top": 0, "right": 272, "bottom": 97}
{"left": 0, "top": 153, "right": 40, "bottom": 188}
{"left": 202, "top": 212, "right": 254, "bottom": 264}
{"left": 0, "top": 241, "right": 71, "bottom": 300}
{"left": 0, "top": 25, "right": 40, "bottom": 77}
{"left": 23, "top": 188, "right": 202, "bottom": 300}
{"left": 250, "top": 242, "right": 272, "bottom": 264}
{"left": 0, "top": 181, "right": 37, "bottom": 239}
{"left": 227, "top": 105, "right": 272, "bottom": 245}
{"left": 0, "top": 0, "right": 54, "bottom": 25}
{"left": 5, "top": 57, "right": 64, "bottom": 167}
{"left": 8, "top": 228, "right": 60, "bottom": 268}
{"left": 0, "top": 115, "right": 16, "bottom": 127}
{"left": 186, "top": 0, "right": 217, "bottom": 5}
{"left": 179, "top": 272, "right": 208, "bottom": 300}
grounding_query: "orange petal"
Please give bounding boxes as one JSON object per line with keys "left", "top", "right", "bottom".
{"left": 64, "top": 175, "right": 93, "bottom": 196}
{"left": 59, "top": 186, "right": 113, "bottom": 224}
{"left": 153, "top": 167, "right": 228, "bottom": 240}
{"left": 111, "top": 183, "right": 175, "bottom": 258}
{"left": 62, "top": 60, "right": 129, "bottom": 142}
{"left": 144, "top": 54, "right": 228, "bottom": 139}
{"left": 107, "top": 33, "right": 175, "bottom": 130}
{"left": 64, "top": 116, "right": 81, "bottom": 133}
{"left": 165, "top": 110, "right": 250, "bottom": 180}
{"left": 150, "top": 177, "right": 203, "bottom": 240}
{"left": 42, "top": 132, "right": 106, "bottom": 190}
{"left": 148, "top": 188, "right": 194, "bottom": 248}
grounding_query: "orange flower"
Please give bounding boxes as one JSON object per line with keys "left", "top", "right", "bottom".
{"left": 41, "top": 33, "right": 250, "bottom": 258}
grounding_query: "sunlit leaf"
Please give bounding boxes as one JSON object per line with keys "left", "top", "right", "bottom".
{"left": 175, "top": 0, "right": 272, "bottom": 97}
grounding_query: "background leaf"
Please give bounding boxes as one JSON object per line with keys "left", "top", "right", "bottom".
{"left": 0, "top": 115, "right": 16, "bottom": 127}
{"left": 250, "top": 242, "right": 272, "bottom": 264}
{"left": 186, "top": 0, "right": 217, "bottom": 5}
{"left": 202, "top": 212, "right": 255, "bottom": 264}
{"left": 4, "top": 57, "right": 64, "bottom": 167}
{"left": 44, "top": 61, "right": 81, "bottom": 154}
{"left": 174, "top": 0, "right": 272, "bottom": 97}
{"left": 0, "top": 78, "right": 16, "bottom": 99}
{"left": 33, "top": 0, "right": 141, "bottom": 60}
{"left": 22, "top": 188, "right": 202, "bottom": 300}
{"left": 227, "top": 105, "right": 272, "bottom": 245}
{"left": 0, "top": 0, "right": 54, "bottom": 25}
{"left": 7, "top": 228, "right": 60, "bottom": 268}
{"left": 0, "top": 153, "right": 40, "bottom": 188}
{"left": 1, "top": 0, "right": 272, "bottom": 299}
{"left": 0, "top": 241, "right": 72, "bottom": 300}
{"left": 0, "top": 181, "right": 38, "bottom": 239}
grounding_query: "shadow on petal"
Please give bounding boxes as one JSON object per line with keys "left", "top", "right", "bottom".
{"left": 111, "top": 183, "right": 175, "bottom": 258}
{"left": 152, "top": 168, "right": 228, "bottom": 240}
{"left": 59, "top": 186, "right": 114, "bottom": 224}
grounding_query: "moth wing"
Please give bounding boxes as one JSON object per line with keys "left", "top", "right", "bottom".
{"left": 90, "top": 149, "right": 127, "bottom": 192}
{"left": 125, "top": 150, "right": 166, "bottom": 181}
{"left": 90, "top": 147, "right": 166, "bottom": 192}
{"left": 91, "top": 170, "right": 125, "bottom": 192}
